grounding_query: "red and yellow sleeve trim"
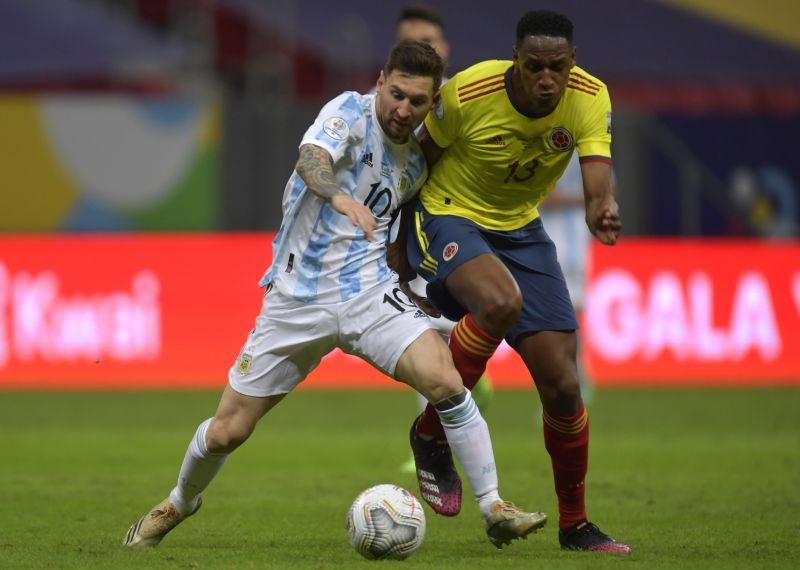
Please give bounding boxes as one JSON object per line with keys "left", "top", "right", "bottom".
{"left": 579, "top": 155, "right": 612, "bottom": 165}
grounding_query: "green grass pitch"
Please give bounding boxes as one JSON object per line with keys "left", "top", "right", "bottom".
{"left": 1, "top": 388, "right": 798, "bottom": 569}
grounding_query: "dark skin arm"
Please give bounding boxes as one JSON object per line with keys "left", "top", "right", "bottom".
{"left": 387, "top": 194, "right": 442, "bottom": 317}
{"left": 580, "top": 160, "right": 621, "bottom": 245}
{"left": 386, "top": 198, "right": 418, "bottom": 282}
{"left": 539, "top": 187, "right": 585, "bottom": 209}
{"left": 296, "top": 144, "right": 376, "bottom": 240}
{"left": 418, "top": 124, "right": 445, "bottom": 167}
{"left": 387, "top": 123, "right": 444, "bottom": 278}
{"left": 387, "top": 123, "right": 443, "bottom": 280}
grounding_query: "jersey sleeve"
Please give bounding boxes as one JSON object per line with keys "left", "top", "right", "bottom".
{"left": 300, "top": 91, "right": 365, "bottom": 164}
{"left": 575, "top": 86, "right": 612, "bottom": 161}
{"left": 423, "top": 78, "right": 462, "bottom": 148}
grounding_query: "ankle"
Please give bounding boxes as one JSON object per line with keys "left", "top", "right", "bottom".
{"left": 168, "top": 486, "right": 200, "bottom": 517}
{"left": 476, "top": 491, "right": 502, "bottom": 518}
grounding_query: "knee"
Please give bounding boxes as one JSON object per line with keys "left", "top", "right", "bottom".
{"left": 476, "top": 289, "right": 522, "bottom": 331}
{"left": 423, "top": 369, "right": 464, "bottom": 406}
{"left": 539, "top": 374, "right": 582, "bottom": 416}
{"left": 205, "top": 417, "right": 254, "bottom": 454}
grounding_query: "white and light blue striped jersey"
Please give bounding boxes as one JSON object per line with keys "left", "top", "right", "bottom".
{"left": 260, "top": 91, "right": 428, "bottom": 304}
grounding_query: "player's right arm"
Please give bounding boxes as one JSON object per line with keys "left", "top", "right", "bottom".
{"left": 295, "top": 143, "right": 376, "bottom": 241}
{"left": 417, "top": 124, "right": 445, "bottom": 167}
{"left": 419, "top": 81, "right": 461, "bottom": 167}
{"left": 386, "top": 197, "right": 418, "bottom": 282}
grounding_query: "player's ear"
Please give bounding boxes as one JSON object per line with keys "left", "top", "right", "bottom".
{"left": 570, "top": 46, "right": 577, "bottom": 67}
{"left": 376, "top": 70, "right": 386, "bottom": 92}
{"left": 439, "top": 40, "right": 450, "bottom": 63}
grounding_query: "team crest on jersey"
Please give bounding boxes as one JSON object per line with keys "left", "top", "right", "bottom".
{"left": 322, "top": 117, "right": 349, "bottom": 141}
{"left": 442, "top": 242, "right": 458, "bottom": 261}
{"left": 398, "top": 175, "right": 408, "bottom": 194}
{"left": 237, "top": 353, "right": 253, "bottom": 375}
{"left": 433, "top": 94, "right": 444, "bottom": 119}
{"left": 548, "top": 127, "right": 573, "bottom": 151}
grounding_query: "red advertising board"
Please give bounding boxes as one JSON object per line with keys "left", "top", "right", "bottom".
{"left": 0, "top": 234, "right": 530, "bottom": 390}
{"left": 0, "top": 234, "right": 267, "bottom": 389}
{"left": 585, "top": 240, "right": 800, "bottom": 385}
{"left": 0, "top": 235, "right": 797, "bottom": 389}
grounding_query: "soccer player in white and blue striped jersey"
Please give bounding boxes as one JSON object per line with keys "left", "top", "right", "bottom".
{"left": 261, "top": 85, "right": 428, "bottom": 303}
{"left": 123, "top": 41, "right": 546, "bottom": 551}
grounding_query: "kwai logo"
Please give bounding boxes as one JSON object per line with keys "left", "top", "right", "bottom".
{"left": 0, "top": 263, "right": 161, "bottom": 367}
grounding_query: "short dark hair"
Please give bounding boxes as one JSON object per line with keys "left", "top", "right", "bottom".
{"left": 398, "top": 4, "right": 444, "bottom": 30}
{"left": 516, "top": 10, "right": 574, "bottom": 47}
{"left": 384, "top": 40, "right": 444, "bottom": 92}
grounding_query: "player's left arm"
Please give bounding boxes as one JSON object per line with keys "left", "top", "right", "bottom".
{"left": 581, "top": 160, "right": 621, "bottom": 245}
{"left": 419, "top": 81, "right": 460, "bottom": 167}
{"left": 576, "top": 86, "right": 621, "bottom": 245}
{"left": 296, "top": 144, "right": 377, "bottom": 240}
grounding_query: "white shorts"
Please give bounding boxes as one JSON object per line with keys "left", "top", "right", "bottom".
{"left": 228, "top": 279, "right": 434, "bottom": 397}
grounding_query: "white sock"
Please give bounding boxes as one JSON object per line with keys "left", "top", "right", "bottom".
{"left": 434, "top": 390, "right": 502, "bottom": 518}
{"left": 169, "top": 418, "right": 228, "bottom": 516}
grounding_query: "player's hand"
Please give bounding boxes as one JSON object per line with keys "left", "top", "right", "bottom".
{"left": 331, "top": 194, "right": 377, "bottom": 241}
{"left": 587, "top": 199, "right": 622, "bottom": 245}
{"left": 387, "top": 240, "right": 416, "bottom": 282}
{"left": 399, "top": 281, "right": 442, "bottom": 318}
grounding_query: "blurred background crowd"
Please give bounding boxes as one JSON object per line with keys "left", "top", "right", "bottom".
{"left": 2, "top": 0, "right": 799, "bottom": 238}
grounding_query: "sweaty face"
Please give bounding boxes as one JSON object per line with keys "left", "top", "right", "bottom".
{"left": 396, "top": 19, "right": 449, "bottom": 62}
{"left": 512, "top": 35, "right": 575, "bottom": 116}
{"left": 375, "top": 70, "right": 435, "bottom": 143}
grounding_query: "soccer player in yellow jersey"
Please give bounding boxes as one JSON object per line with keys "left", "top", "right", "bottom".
{"left": 398, "top": 10, "right": 629, "bottom": 552}
{"left": 392, "top": 3, "right": 496, "bottom": 477}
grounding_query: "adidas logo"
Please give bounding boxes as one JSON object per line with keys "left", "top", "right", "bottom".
{"left": 361, "top": 152, "right": 373, "bottom": 167}
{"left": 485, "top": 135, "right": 505, "bottom": 146}
{"left": 423, "top": 493, "right": 443, "bottom": 506}
{"left": 418, "top": 469, "right": 436, "bottom": 481}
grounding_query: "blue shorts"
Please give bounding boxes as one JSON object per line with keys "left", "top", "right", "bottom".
{"left": 407, "top": 202, "right": 578, "bottom": 346}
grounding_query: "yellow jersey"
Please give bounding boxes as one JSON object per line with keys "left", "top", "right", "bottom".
{"left": 421, "top": 60, "right": 612, "bottom": 230}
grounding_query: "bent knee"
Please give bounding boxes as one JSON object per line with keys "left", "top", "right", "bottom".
{"left": 475, "top": 289, "right": 522, "bottom": 329}
{"left": 206, "top": 418, "right": 254, "bottom": 453}
{"left": 423, "top": 370, "right": 465, "bottom": 405}
{"left": 539, "top": 376, "right": 582, "bottom": 415}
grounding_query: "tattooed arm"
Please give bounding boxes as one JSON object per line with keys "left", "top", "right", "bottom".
{"left": 296, "top": 144, "right": 376, "bottom": 240}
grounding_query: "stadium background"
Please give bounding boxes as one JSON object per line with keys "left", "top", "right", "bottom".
{"left": 1, "top": 2, "right": 798, "bottom": 568}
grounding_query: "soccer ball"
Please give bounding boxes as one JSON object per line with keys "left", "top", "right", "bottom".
{"left": 346, "top": 484, "right": 426, "bottom": 560}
